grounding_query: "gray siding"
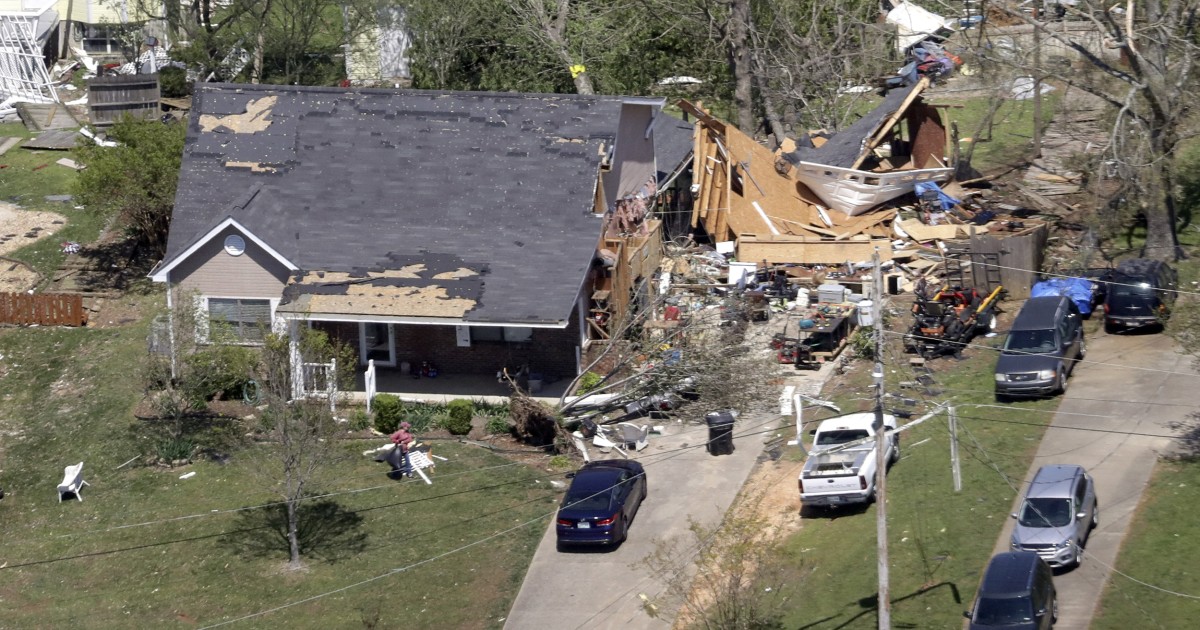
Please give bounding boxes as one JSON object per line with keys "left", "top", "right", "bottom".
{"left": 171, "top": 226, "right": 292, "bottom": 298}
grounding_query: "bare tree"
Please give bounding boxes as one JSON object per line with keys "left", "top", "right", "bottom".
{"left": 640, "top": 494, "right": 791, "bottom": 628}
{"left": 252, "top": 330, "right": 349, "bottom": 568}
{"left": 984, "top": 1, "right": 1200, "bottom": 261}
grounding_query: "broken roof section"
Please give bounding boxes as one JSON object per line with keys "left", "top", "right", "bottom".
{"left": 165, "top": 83, "right": 656, "bottom": 326}
{"left": 780, "top": 77, "right": 951, "bottom": 216}
{"left": 0, "top": 2, "right": 59, "bottom": 104}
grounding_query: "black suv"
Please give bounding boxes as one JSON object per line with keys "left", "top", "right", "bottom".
{"left": 966, "top": 551, "right": 1057, "bottom": 629}
{"left": 1103, "top": 258, "right": 1177, "bottom": 334}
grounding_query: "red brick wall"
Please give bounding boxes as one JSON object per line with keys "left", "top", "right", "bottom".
{"left": 310, "top": 316, "right": 581, "bottom": 380}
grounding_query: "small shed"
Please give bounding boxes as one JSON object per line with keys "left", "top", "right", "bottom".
{"left": 87, "top": 74, "right": 161, "bottom": 127}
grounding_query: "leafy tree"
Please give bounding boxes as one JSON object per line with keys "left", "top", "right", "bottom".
{"left": 73, "top": 118, "right": 186, "bottom": 260}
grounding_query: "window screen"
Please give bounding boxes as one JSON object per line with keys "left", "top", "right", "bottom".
{"left": 207, "top": 298, "right": 271, "bottom": 343}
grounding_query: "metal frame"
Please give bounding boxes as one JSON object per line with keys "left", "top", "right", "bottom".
{"left": 0, "top": 6, "right": 59, "bottom": 103}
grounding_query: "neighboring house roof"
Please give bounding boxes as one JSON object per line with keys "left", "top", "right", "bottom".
{"left": 653, "top": 114, "right": 694, "bottom": 187}
{"left": 782, "top": 80, "right": 925, "bottom": 168}
{"left": 163, "top": 83, "right": 635, "bottom": 326}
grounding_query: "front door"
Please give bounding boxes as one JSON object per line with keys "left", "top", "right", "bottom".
{"left": 359, "top": 322, "right": 395, "bottom": 366}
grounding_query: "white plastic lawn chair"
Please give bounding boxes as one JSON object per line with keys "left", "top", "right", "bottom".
{"left": 57, "top": 462, "right": 90, "bottom": 502}
{"left": 616, "top": 422, "right": 650, "bottom": 451}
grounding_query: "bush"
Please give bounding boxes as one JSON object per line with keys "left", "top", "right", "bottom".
{"left": 577, "top": 371, "right": 604, "bottom": 394}
{"left": 158, "top": 66, "right": 191, "bottom": 98}
{"left": 156, "top": 436, "right": 194, "bottom": 464}
{"left": 485, "top": 415, "right": 511, "bottom": 435}
{"left": 443, "top": 399, "right": 474, "bottom": 435}
{"left": 183, "top": 346, "right": 259, "bottom": 405}
{"left": 406, "top": 403, "right": 443, "bottom": 432}
{"left": 372, "top": 394, "right": 404, "bottom": 434}
{"left": 348, "top": 408, "right": 371, "bottom": 432}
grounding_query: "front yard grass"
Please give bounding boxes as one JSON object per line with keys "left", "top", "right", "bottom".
{"left": 772, "top": 323, "right": 1061, "bottom": 628}
{"left": 1091, "top": 460, "right": 1200, "bottom": 629}
{"left": 0, "top": 294, "right": 553, "bottom": 629}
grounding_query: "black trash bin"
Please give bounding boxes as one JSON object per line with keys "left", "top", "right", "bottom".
{"left": 705, "top": 410, "right": 737, "bottom": 456}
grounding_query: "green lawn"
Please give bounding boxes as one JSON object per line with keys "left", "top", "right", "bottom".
{"left": 0, "top": 301, "right": 553, "bottom": 629}
{"left": 1091, "top": 460, "right": 1200, "bottom": 629}
{"left": 770, "top": 323, "right": 1061, "bottom": 628}
{"left": 945, "top": 92, "right": 1060, "bottom": 173}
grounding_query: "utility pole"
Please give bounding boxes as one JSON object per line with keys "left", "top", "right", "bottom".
{"left": 871, "top": 250, "right": 890, "bottom": 630}
{"left": 949, "top": 406, "right": 962, "bottom": 492}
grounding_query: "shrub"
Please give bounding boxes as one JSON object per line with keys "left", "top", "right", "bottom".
{"left": 405, "top": 403, "right": 443, "bottom": 432}
{"left": 577, "top": 371, "right": 604, "bottom": 394}
{"left": 372, "top": 394, "right": 404, "bottom": 433}
{"left": 443, "top": 399, "right": 474, "bottom": 435}
{"left": 486, "top": 415, "right": 511, "bottom": 435}
{"left": 158, "top": 66, "right": 191, "bottom": 98}
{"left": 348, "top": 408, "right": 371, "bottom": 432}
{"left": 156, "top": 436, "right": 194, "bottom": 463}
{"left": 183, "top": 345, "right": 259, "bottom": 405}
{"left": 548, "top": 455, "right": 572, "bottom": 470}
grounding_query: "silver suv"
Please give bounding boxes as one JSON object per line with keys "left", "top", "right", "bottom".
{"left": 1011, "top": 464, "right": 1098, "bottom": 569}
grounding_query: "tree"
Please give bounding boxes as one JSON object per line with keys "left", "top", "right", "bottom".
{"left": 74, "top": 118, "right": 186, "bottom": 260}
{"left": 990, "top": 2, "right": 1200, "bottom": 261}
{"left": 253, "top": 328, "right": 353, "bottom": 568}
{"left": 640, "top": 495, "right": 790, "bottom": 628}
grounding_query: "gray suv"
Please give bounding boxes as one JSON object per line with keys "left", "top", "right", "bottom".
{"left": 1011, "top": 464, "right": 1098, "bottom": 569}
{"left": 995, "top": 296, "right": 1084, "bottom": 400}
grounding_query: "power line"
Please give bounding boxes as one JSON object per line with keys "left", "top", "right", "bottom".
{"left": 195, "top": 415, "right": 789, "bottom": 628}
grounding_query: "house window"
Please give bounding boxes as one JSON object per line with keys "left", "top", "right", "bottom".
{"left": 207, "top": 298, "right": 271, "bottom": 343}
{"left": 470, "top": 326, "right": 533, "bottom": 343}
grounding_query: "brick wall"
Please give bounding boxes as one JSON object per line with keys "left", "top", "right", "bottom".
{"left": 310, "top": 318, "right": 581, "bottom": 380}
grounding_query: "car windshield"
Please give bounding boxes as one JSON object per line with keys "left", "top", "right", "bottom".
{"left": 816, "top": 429, "right": 870, "bottom": 446}
{"left": 1003, "top": 329, "right": 1056, "bottom": 354}
{"left": 974, "top": 596, "right": 1034, "bottom": 625}
{"left": 1019, "top": 497, "right": 1073, "bottom": 528}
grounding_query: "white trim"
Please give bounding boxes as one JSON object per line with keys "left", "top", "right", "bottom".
{"left": 150, "top": 217, "right": 298, "bottom": 282}
{"left": 358, "top": 322, "right": 396, "bottom": 367}
{"left": 620, "top": 96, "right": 666, "bottom": 107}
{"left": 275, "top": 311, "right": 569, "bottom": 328}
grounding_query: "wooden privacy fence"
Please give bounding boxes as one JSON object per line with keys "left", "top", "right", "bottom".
{"left": 87, "top": 74, "right": 162, "bottom": 127}
{"left": 0, "top": 292, "right": 88, "bottom": 326}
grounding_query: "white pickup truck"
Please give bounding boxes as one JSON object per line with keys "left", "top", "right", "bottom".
{"left": 798, "top": 412, "right": 899, "bottom": 507}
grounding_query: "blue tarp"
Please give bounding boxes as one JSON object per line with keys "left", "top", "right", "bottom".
{"left": 914, "top": 181, "right": 960, "bottom": 212}
{"left": 1031, "top": 277, "right": 1096, "bottom": 315}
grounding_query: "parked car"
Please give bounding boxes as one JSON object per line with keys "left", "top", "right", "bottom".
{"left": 1103, "top": 258, "right": 1177, "bottom": 334}
{"left": 994, "top": 295, "right": 1084, "bottom": 400}
{"left": 555, "top": 460, "right": 647, "bottom": 547}
{"left": 965, "top": 551, "right": 1057, "bottom": 629}
{"left": 1010, "top": 464, "right": 1098, "bottom": 569}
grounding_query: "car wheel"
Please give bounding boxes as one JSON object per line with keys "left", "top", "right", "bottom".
{"left": 1091, "top": 500, "right": 1099, "bottom": 530}
{"left": 995, "top": 392, "right": 1010, "bottom": 404}
{"left": 1056, "top": 368, "right": 1069, "bottom": 395}
{"left": 618, "top": 516, "right": 629, "bottom": 544}
{"left": 1104, "top": 320, "right": 1118, "bottom": 334}
{"left": 1073, "top": 541, "right": 1084, "bottom": 568}
{"left": 1052, "top": 597, "right": 1059, "bottom": 624}
{"left": 890, "top": 444, "right": 901, "bottom": 465}
{"left": 1079, "top": 338, "right": 1087, "bottom": 360}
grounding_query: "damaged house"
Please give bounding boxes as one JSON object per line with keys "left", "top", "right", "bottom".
{"left": 149, "top": 83, "right": 665, "bottom": 395}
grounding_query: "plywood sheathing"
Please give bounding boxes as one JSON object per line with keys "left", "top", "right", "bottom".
{"left": 737, "top": 234, "right": 894, "bottom": 265}
{"left": 224, "top": 161, "right": 277, "bottom": 173}
{"left": 285, "top": 266, "right": 479, "bottom": 317}
{"left": 198, "top": 96, "right": 277, "bottom": 134}
{"left": 907, "top": 101, "right": 947, "bottom": 169}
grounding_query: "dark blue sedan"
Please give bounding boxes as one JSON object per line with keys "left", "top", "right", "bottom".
{"left": 555, "top": 460, "right": 647, "bottom": 547}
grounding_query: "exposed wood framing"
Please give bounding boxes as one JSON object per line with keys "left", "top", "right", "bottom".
{"left": 736, "top": 234, "right": 894, "bottom": 265}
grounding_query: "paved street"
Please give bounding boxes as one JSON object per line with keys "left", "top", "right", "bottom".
{"left": 991, "top": 329, "right": 1196, "bottom": 629}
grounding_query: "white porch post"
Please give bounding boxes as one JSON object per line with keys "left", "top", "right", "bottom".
{"left": 365, "top": 359, "right": 377, "bottom": 412}
{"left": 289, "top": 319, "right": 303, "bottom": 401}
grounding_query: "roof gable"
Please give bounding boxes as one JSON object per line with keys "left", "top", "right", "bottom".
{"left": 164, "top": 84, "right": 652, "bottom": 325}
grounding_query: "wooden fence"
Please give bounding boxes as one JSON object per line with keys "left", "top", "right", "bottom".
{"left": 0, "top": 292, "right": 88, "bottom": 326}
{"left": 87, "top": 74, "right": 161, "bottom": 127}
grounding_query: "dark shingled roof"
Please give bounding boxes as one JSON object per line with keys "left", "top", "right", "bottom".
{"left": 653, "top": 114, "right": 694, "bottom": 185}
{"left": 166, "top": 83, "right": 629, "bottom": 326}
{"left": 782, "top": 81, "right": 924, "bottom": 168}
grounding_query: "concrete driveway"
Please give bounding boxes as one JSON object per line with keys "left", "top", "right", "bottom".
{"left": 991, "top": 329, "right": 1194, "bottom": 629}
{"left": 503, "top": 406, "right": 787, "bottom": 629}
